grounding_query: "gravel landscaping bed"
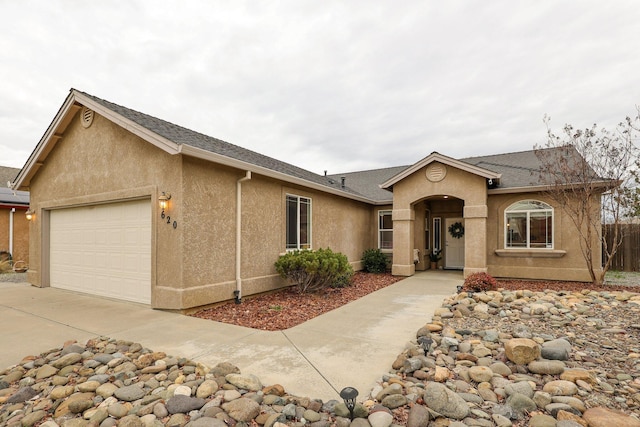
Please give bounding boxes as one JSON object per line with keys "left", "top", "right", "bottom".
{"left": 2, "top": 271, "right": 640, "bottom": 426}
{"left": 375, "top": 287, "right": 640, "bottom": 426}
{"left": 0, "top": 272, "right": 27, "bottom": 283}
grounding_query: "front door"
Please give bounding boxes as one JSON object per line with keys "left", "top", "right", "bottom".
{"left": 445, "top": 217, "right": 465, "bottom": 269}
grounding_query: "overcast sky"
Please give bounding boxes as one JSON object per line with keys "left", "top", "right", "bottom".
{"left": 1, "top": 1, "right": 639, "bottom": 176}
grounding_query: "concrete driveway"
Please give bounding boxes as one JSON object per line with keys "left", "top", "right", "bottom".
{"left": 0, "top": 271, "right": 460, "bottom": 401}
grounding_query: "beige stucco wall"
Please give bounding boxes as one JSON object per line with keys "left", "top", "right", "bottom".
{"left": 26, "top": 108, "right": 376, "bottom": 309}
{"left": 486, "top": 192, "right": 598, "bottom": 282}
{"left": 25, "top": 109, "right": 179, "bottom": 307}
{"left": 387, "top": 161, "right": 601, "bottom": 282}
{"left": 0, "top": 207, "right": 29, "bottom": 265}
{"left": 173, "top": 157, "right": 375, "bottom": 309}
{"left": 390, "top": 163, "right": 488, "bottom": 277}
{"left": 26, "top": 106, "right": 602, "bottom": 309}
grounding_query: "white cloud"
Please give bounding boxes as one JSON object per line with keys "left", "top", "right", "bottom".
{"left": 1, "top": 0, "right": 638, "bottom": 173}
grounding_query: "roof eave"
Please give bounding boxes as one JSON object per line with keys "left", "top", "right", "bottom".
{"left": 14, "top": 89, "right": 181, "bottom": 191}
{"left": 14, "top": 92, "right": 79, "bottom": 190}
{"left": 488, "top": 179, "right": 616, "bottom": 195}
{"left": 380, "top": 152, "right": 502, "bottom": 190}
{"left": 73, "top": 91, "right": 180, "bottom": 154}
{"left": 488, "top": 185, "right": 550, "bottom": 195}
{"left": 178, "top": 145, "right": 378, "bottom": 205}
{"left": 0, "top": 203, "right": 29, "bottom": 209}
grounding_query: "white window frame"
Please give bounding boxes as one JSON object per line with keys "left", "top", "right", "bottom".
{"left": 286, "top": 194, "right": 312, "bottom": 250}
{"left": 504, "top": 200, "right": 553, "bottom": 249}
{"left": 433, "top": 217, "right": 442, "bottom": 253}
{"left": 425, "top": 210, "right": 431, "bottom": 251}
{"left": 378, "top": 210, "right": 393, "bottom": 250}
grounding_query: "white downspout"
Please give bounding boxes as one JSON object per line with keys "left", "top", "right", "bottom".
{"left": 9, "top": 208, "right": 15, "bottom": 257}
{"left": 235, "top": 171, "right": 252, "bottom": 303}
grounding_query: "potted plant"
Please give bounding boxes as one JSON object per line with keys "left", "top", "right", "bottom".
{"left": 429, "top": 250, "right": 442, "bottom": 270}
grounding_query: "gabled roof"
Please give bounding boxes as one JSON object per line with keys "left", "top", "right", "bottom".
{"left": 14, "top": 89, "right": 372, "bottom": 203}
{"left": 14, "top": 89, "right": 588, "bottom": 205}
{"left": 380, "top": 152, "right": 502, "bottom": 190}
{"left": 331, "top": 147, "right": 594, "bottom": 199}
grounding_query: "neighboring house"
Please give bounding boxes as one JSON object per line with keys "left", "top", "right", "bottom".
{"left": 13, "top": 89, "right": 603, "bottom": 309}
{"left": 0, "top": 166, "right": 30, "bottom": 266}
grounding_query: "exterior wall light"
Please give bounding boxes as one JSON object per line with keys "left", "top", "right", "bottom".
{"left": 339, "top": 386, "right": 358, "bottom": 420}
{"left": 25, "top": 209, "right": 35, "bottom": 221}
{"left": 159, "top": 192, "right": 177, "bottom": 229}
{"left": 159, "top": 192, "right": 171, "bottom": 218}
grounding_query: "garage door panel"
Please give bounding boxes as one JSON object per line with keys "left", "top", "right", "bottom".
{"left": 50, "top": 200, "right": 151, "bottom": 304}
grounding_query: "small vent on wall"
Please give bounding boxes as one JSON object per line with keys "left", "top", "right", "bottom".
{"left": 81, "top": 107, "right": 94, "bottom": 128}
{"left": 426, "top": 163, "right": 446, "bottom": 182}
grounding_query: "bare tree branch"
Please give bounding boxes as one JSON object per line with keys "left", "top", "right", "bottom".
{"left": 534, "top": 110, "right": 640, "bottom": 284}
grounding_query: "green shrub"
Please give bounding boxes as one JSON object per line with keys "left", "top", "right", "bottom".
{"left": 275, "top": 248, "right": 354, "bottom": 293}
{"left": 362, "top": 248, "right": 389, "bottom": 273}
{"left": 463, "top": 272, "right": 497, "bottom": 292}
{"left": 331, "top": 270, "right": 354, "bottom": 289}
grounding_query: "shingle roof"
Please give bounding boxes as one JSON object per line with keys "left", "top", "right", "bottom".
{"left": 461, "top": 149, "right": 549, "bottom": 188}
{"left": 77, "top": 91, "right": 365, "bottom": 198}
{"left": 327, "top": 147, "right": 575, "bottom": 200}
{"left": 70, "top": 91, "right": 572, "bottom": 203}
{"left": 461, "top": 146, "right": 595, "bottom": 189}
{"left": 327, "top": 166, "right": 407, "bottom": 203}
{"left": 0, "top": 166, "right": 20, "bottom": 187}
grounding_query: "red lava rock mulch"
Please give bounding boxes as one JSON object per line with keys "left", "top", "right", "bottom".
{"left": 191, "top": 272, "right": 402, "bottom": 331}
{"left": 497, "top": 279, "right": 637, "bottom": 293}
{"left": 191, "top": 272, "right": 639, "bottom": 331}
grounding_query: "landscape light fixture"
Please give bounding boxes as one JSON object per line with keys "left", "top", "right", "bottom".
{"left": 339, "top": 387, "right": 358, "bottom": 420}
{"left": 25, "top": 209, "right": 34, "bottom": 221}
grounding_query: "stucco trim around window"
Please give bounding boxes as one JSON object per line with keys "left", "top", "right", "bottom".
{"left": 285, "top": 194, "right": 312, "bottom": 251}
{"left": 378, "top": 210, "right": 393, "bottom": 250}
{"left": 504, "top": 200, "right": 553, "bottom": 249}
{"left": 494, "top": 249, "right": 566, "bottom": 258}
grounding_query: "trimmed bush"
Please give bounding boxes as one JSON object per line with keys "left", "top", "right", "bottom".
{"left": 275, "top": 248, "right": 354, "bottom": 293}
{"left": 463, "top": 272, "right": 497, "bottom": 292}
{"left": 362, "top": 248, "right": 389, "bottom": 273}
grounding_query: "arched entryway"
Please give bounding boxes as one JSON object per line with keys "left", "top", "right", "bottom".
{"left": 413, "top": 196, "right": 465, "bottom": 271}
{"left": 380, "top": 154, "right": 497, "bottom": 278}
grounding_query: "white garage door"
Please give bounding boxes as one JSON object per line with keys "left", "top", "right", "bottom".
{"left": 50, "top": 199, "right": 151, "bottom": 304}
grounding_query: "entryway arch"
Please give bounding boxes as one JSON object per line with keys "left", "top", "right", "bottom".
{"left": 379, "top": 153, "right": 498, "bottom": 278}
{"left": 413, "top": 195, "right": 465, "bottom": 271}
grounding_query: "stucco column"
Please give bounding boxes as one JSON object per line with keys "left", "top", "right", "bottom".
{"left": 414, "top": 203, "right": 426, "bottom": 270}
{"left": 391, "top": 208, "right": 415, "bottom": 276}
{"left": 463, "top": 204, "right": 488, "bottom": 277}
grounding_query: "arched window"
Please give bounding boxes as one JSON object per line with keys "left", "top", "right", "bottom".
{"left": 505, "top": 200, "right": 553, "bottom": 249}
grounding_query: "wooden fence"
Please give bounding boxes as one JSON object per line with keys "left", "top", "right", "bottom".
{"left": 604, "top": 223, "right": 640, "bottom": 272}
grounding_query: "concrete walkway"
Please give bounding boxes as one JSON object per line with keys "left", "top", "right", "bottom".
{"left": 0, "top": 271, "right": 460, "bottom": 401}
